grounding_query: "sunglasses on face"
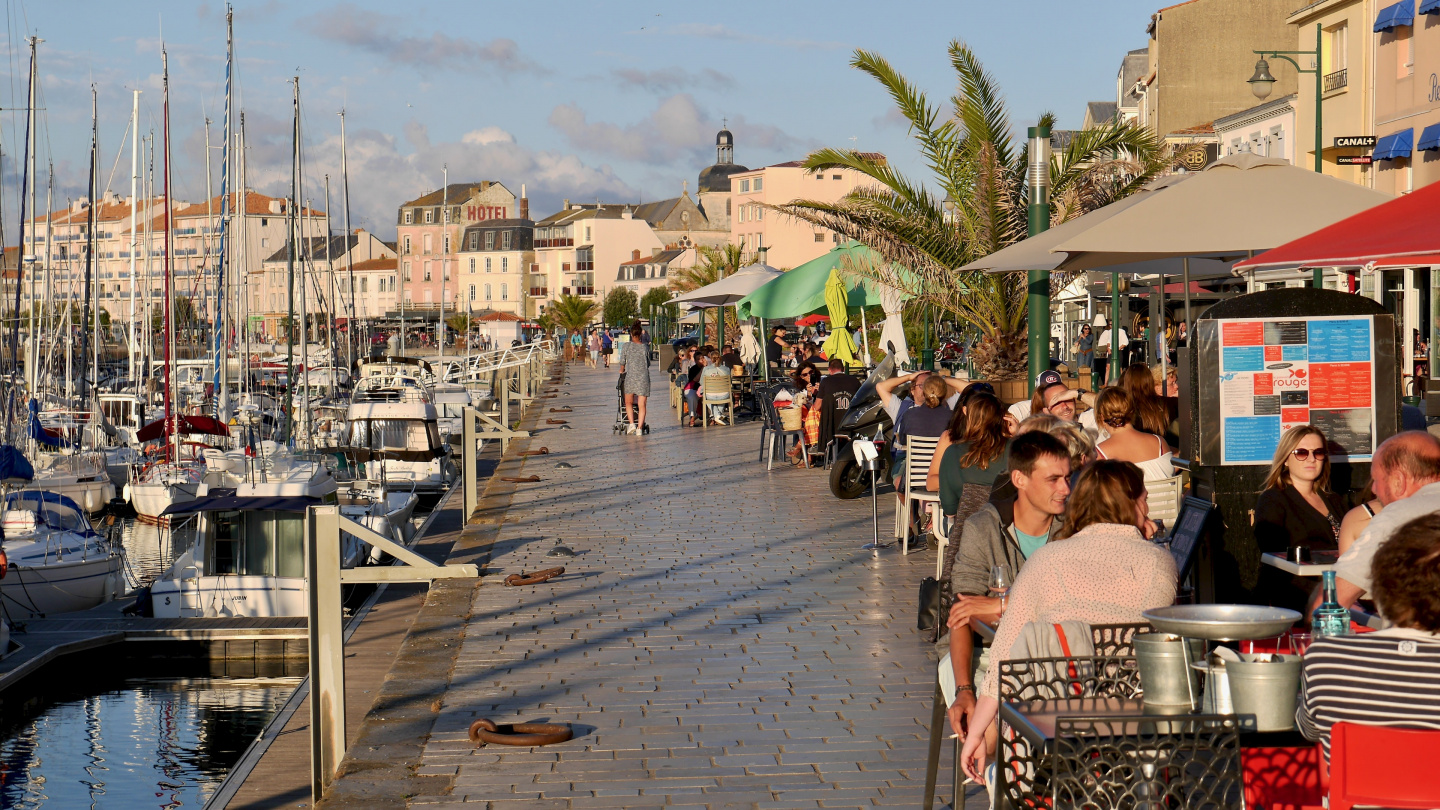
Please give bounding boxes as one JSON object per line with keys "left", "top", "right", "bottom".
{"left": 1290, "top": 447, "right": 1325, "bottom": 461}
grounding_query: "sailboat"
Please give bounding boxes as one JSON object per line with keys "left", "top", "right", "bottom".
{"left": 127, "top": 44, "right": 210, "bottom": 522}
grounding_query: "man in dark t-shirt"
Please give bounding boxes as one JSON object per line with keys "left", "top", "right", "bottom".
{"left": 816, "top": 358, "right": 860, "bottom": 401}
{"left": 765, "top": 326, "right": 788, "bottom": 368}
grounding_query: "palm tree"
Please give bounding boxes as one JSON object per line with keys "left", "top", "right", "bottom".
{"left": 548, "top": 294, "right": 598, "bottom": 333}
{"left": 667, "top": 243, "right": 750, "bottom": 294}
{"left": 773, "top": 41, "right": 1170, "bottom": 380}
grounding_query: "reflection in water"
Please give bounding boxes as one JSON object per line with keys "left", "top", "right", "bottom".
{"left": 0, "top": 676, "right": 298, "bottom": 808}
{"left": 115, "top": 518, "right": 195, "bottom": 591}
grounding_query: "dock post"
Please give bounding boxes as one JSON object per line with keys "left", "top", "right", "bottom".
{"left": 500, "top": 371, "right": 511, "bottom": 454}
{"left": 463, "top": 406, "right": 478, "bottom": 519}
{"left": 307, "top": 506, "right": 346, "bottom": 801}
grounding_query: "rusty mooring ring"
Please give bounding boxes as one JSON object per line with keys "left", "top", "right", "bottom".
{"left": 469, "top": 719, "right": 573, "bottom": 747}
{"left": 504, "top": 566, "right": 565, "bottom": 586}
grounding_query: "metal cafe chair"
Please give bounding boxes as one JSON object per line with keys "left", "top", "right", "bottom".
{"left": 1052, "top": 714, "right": 1245, "bottom": 809}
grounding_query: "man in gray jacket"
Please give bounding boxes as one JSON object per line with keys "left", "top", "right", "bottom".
{"left": 942, "top": 431, "right": 1071, "bottom": 740}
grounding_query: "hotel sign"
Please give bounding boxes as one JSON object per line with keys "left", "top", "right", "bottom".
{"left": 466, "top": 205, "right": 509, "bottom": 222}
{"left": 1334, "top": 136, "right": 1376, "bottom": 148}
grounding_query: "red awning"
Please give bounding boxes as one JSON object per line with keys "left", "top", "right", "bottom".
{"left": 1372, "top": 253, "right": 1440, "bottom": 268}
{"left": 1234, "top": 182, "right": 1432, "bottom": 271}
{"left": 136, "top": 414, "right": 231, "bottom": 442}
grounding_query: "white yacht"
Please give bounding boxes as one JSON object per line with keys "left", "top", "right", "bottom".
{"left": 148, "top": 450, "right": 417, "bottom": 619}
{"left": 432, "top": 382, "right": 472, "bottom": 444}
{"left": 22, "top": 452, "right": 118, "bottom": 515}
{"left": 344, "top": 358, "right": 451, "bottom": 494}
{"left": 0, "top": 491, "right": 126, "bottom": 617}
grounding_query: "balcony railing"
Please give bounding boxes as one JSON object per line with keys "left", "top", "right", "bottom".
{"left": 528, "top": 287, "right": 548, "bottom": 297}
{"left": 1324, "top": 68, "right": 1347, "bottom": 92}
{"left": 534, "top": 238, "right": 573, "bottom": 248}
{"left": 576, "top": 261, "right": 594, "bottom": 272}
{"left": 562, "top": 286, "right": 594, "bottom": 297}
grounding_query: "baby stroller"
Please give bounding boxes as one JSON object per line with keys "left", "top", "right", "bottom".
{"left": 613, "top": 372, "right": 651, "bottom": 434}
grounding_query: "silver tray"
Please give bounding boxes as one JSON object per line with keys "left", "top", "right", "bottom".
{"left": 1142, "top": 605, "right": 1301, "bottom": 641}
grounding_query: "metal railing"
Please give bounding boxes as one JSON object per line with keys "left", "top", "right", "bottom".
{"left": 1323, "top": 68, "right": 1347, "bottom": 92}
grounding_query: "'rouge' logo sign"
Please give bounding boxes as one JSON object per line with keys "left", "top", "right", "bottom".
{"left": 467, "top": 205, "right": 507, "bottom": 222}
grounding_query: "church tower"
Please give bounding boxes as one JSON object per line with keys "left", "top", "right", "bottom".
{"left": 697, "top": 122, "right": 748, "bottom": 232}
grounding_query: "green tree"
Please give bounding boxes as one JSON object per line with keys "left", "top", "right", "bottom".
{"left": 548, "top": 294, "right": 598, "bottom": 333}
{"left": 446, "top": 312, "right": 470, "bottom": 336}
{"left": 602, "top": 287, "right": 639, "bottom": 327}
{"left": 772, "top": 42, "right": 1169, "bottom": 380}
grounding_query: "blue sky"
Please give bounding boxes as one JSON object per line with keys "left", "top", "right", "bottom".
{"left": 3, "top": 0, "right": 1163, "bottom": 239}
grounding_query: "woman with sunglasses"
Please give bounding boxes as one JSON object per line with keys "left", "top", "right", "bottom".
{"left": 1093, "top": 387, "right": 1173, "bottom": 480}
{"left": 1253, "top": 425, "right": 1344, "bottom": 612}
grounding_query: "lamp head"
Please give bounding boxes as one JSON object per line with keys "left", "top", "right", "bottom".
{"left": 1248, "top": 57, "right": 1277, "bottom": 100}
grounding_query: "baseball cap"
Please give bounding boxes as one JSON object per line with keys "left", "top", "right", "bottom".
{"left": 1035, "top": 370, "right": 1063, "bottom": 390}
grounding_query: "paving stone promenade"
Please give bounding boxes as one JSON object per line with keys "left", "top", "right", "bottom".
{"left": 417, "top": 361, "right": 979, "bottom": 809}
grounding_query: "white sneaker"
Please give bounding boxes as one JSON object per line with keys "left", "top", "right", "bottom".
{"left": 625, "top": 424, "right": 638, "bottom": 435}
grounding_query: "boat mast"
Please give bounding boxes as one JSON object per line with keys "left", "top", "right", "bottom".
{"left": 239, "top": 113, "right": 249, "bottom": 401}
{"left": 163, "top": 45, "right": 178, "bottom": 465}
{"left": 128, "top": 90, "right": 140, "bottom": 395}
{"left": 82, "top": 85, "right": 97, "bottom": 409}
{"left": 338, "top": 109, "right": 355, "bottom": 370}
{"left": 283, "top": 77, "right": 298, "bottom": 445}
{"left": 324, "top": 175, "right": 335, "bottom": 378}
{"left": 212, "top": 4, "right": 234, "bottom": 418}
{"left": 24, "top": 37, "right": 39, "bottom": 402}
{"left": 440, "top": 165, "right": 446, "bottom": 360}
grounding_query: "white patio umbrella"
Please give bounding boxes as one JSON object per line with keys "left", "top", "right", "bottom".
{"left": 738, "top": 323, "right": 762, "bottom": 366}
{"left": 669, "top": 262, "right": 784, "bottom": 307}
{"left": 877, "top": 283, "right": 910, "bottom": 366}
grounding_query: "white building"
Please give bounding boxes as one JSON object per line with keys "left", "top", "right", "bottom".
{"left": 1215, "top": 94, "right": 1297, "bottom": 163}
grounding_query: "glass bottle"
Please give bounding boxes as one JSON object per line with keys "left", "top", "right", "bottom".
{"left": 1312, "top": 570, "right": 1351, "bottom": 639}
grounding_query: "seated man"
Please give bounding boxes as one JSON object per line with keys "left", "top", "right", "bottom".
{"left": 1297, "top": 512, "right": 1440, "bottom": 760}
{"left": 720, "top": 344, "right": 744, "bottom": 372}
{"left": 699, "top": 350, "right": 733, "bottom": 425}
{"left": 816, "top": 357, "right": 860, "bottom": 402}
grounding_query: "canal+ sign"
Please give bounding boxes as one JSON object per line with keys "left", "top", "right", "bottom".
{"left": 1334, "top": 136, "right": 1377, "bottom": 148}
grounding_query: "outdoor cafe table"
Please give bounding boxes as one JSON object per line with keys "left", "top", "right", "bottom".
{"left": 996, "top": 696, "right": 1315, "bottom": 808}
{"left": 1260, "top": 551, "right": 1336, "bottom": 577}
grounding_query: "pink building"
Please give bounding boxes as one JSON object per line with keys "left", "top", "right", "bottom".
{"left": 728, "top": 156, "right": 885, "bottom": 269}
{"left": 395, "top": 181, "right": 526, "bottom": 314}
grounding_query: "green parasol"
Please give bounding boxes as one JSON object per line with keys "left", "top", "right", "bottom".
{"left": 820, "top": 268, "right": 857, "bottom": 366}
{"left": 735, "top": 241, "right": 883, "bottom": 320}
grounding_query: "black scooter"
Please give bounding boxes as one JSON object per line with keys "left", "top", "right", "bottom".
{"left": 828, "top": 353, "right": 900, "bottom": 499}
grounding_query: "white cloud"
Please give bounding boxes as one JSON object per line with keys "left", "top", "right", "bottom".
{"left": 549, "top": 94, "right": 807, "bottom": 166}
{"left": 301, "top": 4, "right": 546, "bottom": 76}
{"left": 639, "top": 23, "right": 844, "bottom": 52}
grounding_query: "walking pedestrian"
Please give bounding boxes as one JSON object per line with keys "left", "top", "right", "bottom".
{"left": 619, "top": 321, "right": 651, "bottom": 435}
{"left": 601, "top": 329, "right": 614, "bottom": 368}
{"left": 587, "top": 329, "right": 600, "bottom": 368}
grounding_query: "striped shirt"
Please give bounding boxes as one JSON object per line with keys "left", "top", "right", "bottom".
{"left": 1296, "top": 627, "right": 1440, "bottom": 759}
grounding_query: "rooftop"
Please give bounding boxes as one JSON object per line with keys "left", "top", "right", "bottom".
{"left": 400, "top": 182, "right": 509, "bottom": 208}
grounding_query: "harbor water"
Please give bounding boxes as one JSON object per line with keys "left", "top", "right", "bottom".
{"left": 0, "top": 669, "right": 300, "bottom": 808}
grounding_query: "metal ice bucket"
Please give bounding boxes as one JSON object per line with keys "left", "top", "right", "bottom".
{"left": 1133, "top": 632, "right": 1203, "bottom": 708}
{"left": 1227, "top": 653, "right": 1303, "bottom": 731}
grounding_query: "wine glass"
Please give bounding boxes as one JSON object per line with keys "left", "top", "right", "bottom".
{"left": 1289, "top": 632, "right": 1313, "bottom": 656}
{"left": 990, "top": 564, "right": 1012, "bottom": 611}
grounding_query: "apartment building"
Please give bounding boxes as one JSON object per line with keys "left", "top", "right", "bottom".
{"left": 21, "top": 190, "right": 324, "bottom": 322}
{"left": 346, "top": 257, "right": 400, "bottom": 320}
{"left": 251, "top": 230, "right": 396, "bottom": 339}
{"left": 529, "top": 203, "right": 670, "bottom": 320}
{"left": 728, "top": 157, "right": 884, "bottom": 270}
{"left": 455, "top": 218, "right": 534, "bottom": 318}
{"left": 615, "top": 247, "right": 699, "bottom": 299}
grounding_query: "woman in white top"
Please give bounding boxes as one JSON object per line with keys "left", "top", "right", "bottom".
{"left": 1093, "top": 387, "right": 1173, "bottom": 480}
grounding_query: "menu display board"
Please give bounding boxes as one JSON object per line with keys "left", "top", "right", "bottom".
{"left": 1217, "top": 315, "right": 1375, "bottom": 465}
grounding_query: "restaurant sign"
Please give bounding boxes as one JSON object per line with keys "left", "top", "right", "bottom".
{"left": 1215, "top": 315, "right": 1375, "bottom": 464}
{"left": 1334, "top": 136, "right": 1376, "bottom": 148}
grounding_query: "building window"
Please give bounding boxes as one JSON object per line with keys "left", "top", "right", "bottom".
{"left": 814, "top": 232, "right": 825, "bottom": 242}
{"left": 485, "top": 257, "right": 492, "bottom": 273}
{"left": 261, "top": 237, "right": 269, "bottom": 249}
{"left": 403, "top": 236, "right": 411, "bottom": 254}
{"left": 756, "top": 206, "right": 763, "bottom": 220}
{"left": 832, "top": 233, "right": 840, "bottom": 243}
{"left": 1399, "top": 26, "right": 1414, "bottom": 77}
{"left": 754, "top": 177, "right": 763, "bottom": 191}
{"left": 404, "top": 290, "right": 412, "bottom": 304}
{"left": 470, "top": 284, "right": 476, "bottom": 301}
{"left": 469, "top": 258, "right": 476, "bottom": 273}
{"left": 424, "top": 262, "right": 432, "bottom": 281}
{"left": 725, "top": 198, "right": 731, "bottom": 216}
{"left": 485, "top": 284, "right": 492, "bottom": 300}
{"left": 360, "top": 277, "right": 368, "bottom": 293}
{"left": 501, "top": 231, "right": 511, "bottom": 250}
{"left": 502, "top": 257, "right": 508, "bottom": 273}
{"left": 391, "top": 275, "right": 397, "bottom": 289}
{"left": 484, "top": 231, "right": 494, "bottom": 250}
{"left": 443, "top": 235, "right": 450, "bottom": 253}
{"left": 740, "top": 179, "right": 750, "bottom": 192}
{"left": 444, "top": 263, "right": 450, "bottom": 281}
{"left": 832, "top": 174, "right": 842, "bottom": 180}
{"left": 467, "top": 233, "right": 477, "bottom": 251}
{"left": 501, "top": 283, "right": 508, "bottom": 301}
{"left": 738, "top": 206, "right": 746, "bottom": 223}
{"left": 443, "top": 208, "right": 450, "bottom": 223}
{"left": 424, "top": 209, "right": 433, "bottom": 224}
{"left": 585, "top": 226, "right": 591, "bottom": 242}
{"left": 404, "top": 211, "right": 413, "bottom": 224}
{"left": 404, "top": 262, "right": 412, "bottom": 281}
{"left": 423, "top": 234, "right": 432, "bottom": 254}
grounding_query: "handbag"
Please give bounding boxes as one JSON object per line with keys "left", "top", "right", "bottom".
{"left": 917, "top": 576, "right": 952, "bottom": 643}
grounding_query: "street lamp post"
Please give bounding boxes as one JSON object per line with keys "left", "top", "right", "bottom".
{"left": 1026, "top": 125, "right": 1052, "bottom": 394}
{"left": 1249, "top": 22, "right": 1324, "bottom": 288}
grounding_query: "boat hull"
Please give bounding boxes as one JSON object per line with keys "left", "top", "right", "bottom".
{"left": 151, "top": 575, "right": 306, "bottom": 618}
{"left": 128, "top": 480, "right": 207, "bottom": 521}
{"left": 0, "top": 554, "right": 126, "bottom": 617}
